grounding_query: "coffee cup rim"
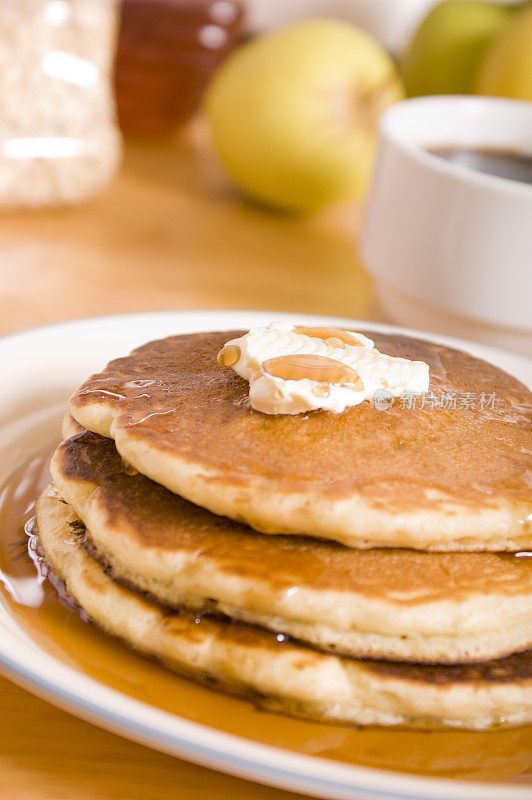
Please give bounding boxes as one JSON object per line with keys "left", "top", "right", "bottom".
{"left": 378, "top": 95, "right": 532, "bottom": 199}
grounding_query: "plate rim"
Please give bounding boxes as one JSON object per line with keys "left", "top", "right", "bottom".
{"left": 0, "top": 308, "right": 530, "bottom": 800}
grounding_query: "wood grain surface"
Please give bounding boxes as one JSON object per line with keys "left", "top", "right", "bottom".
{"left": 0, "top": 124, "right": 377, "bottom": 799}
{"left": 0, "top": 123, "right": 377, "bottom": 338}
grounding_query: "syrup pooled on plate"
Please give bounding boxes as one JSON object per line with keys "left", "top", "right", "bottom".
{"left": 0, "top": 445, "right": 531, "bottom": 784}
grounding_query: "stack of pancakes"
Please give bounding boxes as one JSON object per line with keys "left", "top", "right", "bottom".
{"left": 36, "top": 329, "right": 532, "bottom": 729}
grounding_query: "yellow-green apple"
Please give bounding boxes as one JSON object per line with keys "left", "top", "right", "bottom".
{"left": 402, "top": 0, "right": 515, "bottom": 96}
{"left": 476, "top": 2, "right": 532, "bottom": 100}
{"left": 204, "top": 19, "right": 403, "bottom": 212}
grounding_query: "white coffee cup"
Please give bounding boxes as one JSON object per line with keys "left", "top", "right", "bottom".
{"left": 360, "top": 96, "right": 532, "bottom": 355}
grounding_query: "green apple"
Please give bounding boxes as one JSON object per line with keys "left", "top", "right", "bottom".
{"left": 204, "top": 19, "right": 403, "bottom": 213}
{"left": 476, "top": 2, "right": 532, "bottom": 100}
{"left": 402, "top": 0, "right": 515, "bottom": 97}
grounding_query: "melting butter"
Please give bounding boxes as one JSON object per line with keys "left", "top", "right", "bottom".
{"left": 218, "top": 322, "right": 429, "bottom": 415}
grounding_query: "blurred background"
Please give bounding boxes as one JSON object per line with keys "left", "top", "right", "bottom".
{"left": 0, "top": 0, "right": 530, "bottom": 353}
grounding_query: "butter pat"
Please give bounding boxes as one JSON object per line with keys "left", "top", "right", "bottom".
{"left": 218, "top": 322, "right": 429, "bottom": 415}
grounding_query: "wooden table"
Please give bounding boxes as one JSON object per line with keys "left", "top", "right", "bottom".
{"left": 0, "top": 123, "right": 378, "bottom": 337}
{"left": 0, "top": 125, "right": 380, "bottom": 800}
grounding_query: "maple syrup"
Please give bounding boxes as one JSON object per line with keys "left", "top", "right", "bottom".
{"left": 0, "top": 440, "right": 531, "bottom": 784}
{"left": 114, "top": 0, "right": 245, "bottom": 135}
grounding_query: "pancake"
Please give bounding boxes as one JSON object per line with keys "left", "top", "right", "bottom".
{"left": 51, "top": 424, "right": 532, "bottom": 664}
{"left": 69, "top": 330, "right": 532, "bottom": 551}
{"left": 36, "top": 485, "right": 532, "bottom": 730}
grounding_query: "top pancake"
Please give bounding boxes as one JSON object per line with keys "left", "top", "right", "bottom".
{"left": 69, "top": 330, "right": 532, "bottom": 550}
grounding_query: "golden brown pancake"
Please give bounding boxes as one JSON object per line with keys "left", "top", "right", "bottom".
{"left": 51, "top": 426, "right": 532, "bottom": 664}
{"left": 69, "top": 330, "right": 532, "bottom": 551}
{"left": 36, "top": 485, "right": 532, "bottom": 730}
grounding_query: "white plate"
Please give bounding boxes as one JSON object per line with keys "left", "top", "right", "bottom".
{"left": 0, "top": 310, "right": 530, "bottom": 800}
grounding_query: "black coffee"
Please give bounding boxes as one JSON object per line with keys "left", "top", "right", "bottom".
{"left": 427, "top": 147, "right": 532, "bottom": 185}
